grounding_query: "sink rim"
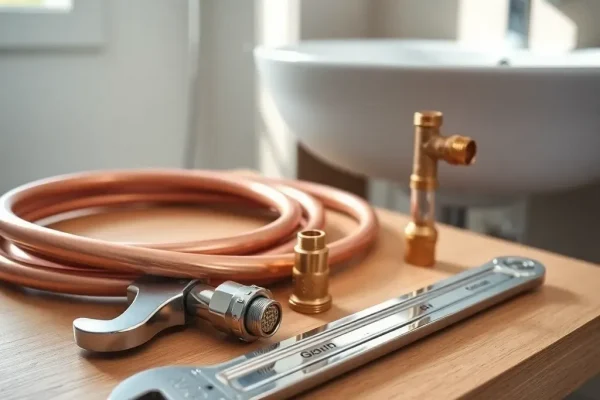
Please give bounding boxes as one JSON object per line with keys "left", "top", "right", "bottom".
{"left": 254, "top": 38, "right": 600, "bottom": 205}
{"left": 255, "top": 39, "right": 600, "bottom": 74}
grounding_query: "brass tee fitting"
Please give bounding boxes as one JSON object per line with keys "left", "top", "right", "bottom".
{"left": 404, "top": 111, "right": 477, "bottom": 267}
{"left": 289, "top": 230, "right": 332, "bottom": 314}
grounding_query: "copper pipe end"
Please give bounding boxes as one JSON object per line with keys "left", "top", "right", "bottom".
{"left": 289, "top": 229, "right": 332, "bottom": 314}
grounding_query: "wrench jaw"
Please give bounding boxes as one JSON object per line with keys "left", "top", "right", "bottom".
{"left": 108, "top": 367, "right": 174, "bottom": 400}
{"left": 73, "top": 278, "right": 198, "bottom": 352}
{"left": 109, "top": 366, "right": 231, "bottom": 400}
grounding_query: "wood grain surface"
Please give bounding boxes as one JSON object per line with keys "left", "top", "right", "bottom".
{"left": 0, "top": 203, "right": 599, "bottom": 399}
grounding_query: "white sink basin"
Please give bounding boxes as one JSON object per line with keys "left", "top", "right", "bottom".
{"left": 255, "top": 39, "right": 600, "bottom": 205}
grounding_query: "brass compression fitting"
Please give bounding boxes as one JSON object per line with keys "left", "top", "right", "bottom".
{"left": 404, "top": 111, "right": 477, "bottom": 267}
{"left": 289, "top": 230, "right": 332, "bottom": 314}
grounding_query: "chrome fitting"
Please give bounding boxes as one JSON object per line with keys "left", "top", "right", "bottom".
{"left": 73, "top": 277, "right": 282, "bottom": 352}
{"left": 186, "top": 281, "right": 282, "bottom": 342}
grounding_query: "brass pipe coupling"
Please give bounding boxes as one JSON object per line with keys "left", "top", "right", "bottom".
{"left": 289, "top": 230, "right": 332, "bottom": 314}
{"left": 404, "top": 111, "right": 477, "bottom": 267}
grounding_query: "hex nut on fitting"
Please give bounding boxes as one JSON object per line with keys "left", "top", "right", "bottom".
{"left": 289, "top": 229, "right": 332, "bottom": 314}
{"left": 186, "top": 281, "right": 282, "bottom": 342}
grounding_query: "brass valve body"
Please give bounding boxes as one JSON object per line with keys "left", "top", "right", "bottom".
{"left": 289, "top": 230, "right": 332, "bottom": 314}
{"left": 405, "top": 111, "right": 477, "bottom": 267}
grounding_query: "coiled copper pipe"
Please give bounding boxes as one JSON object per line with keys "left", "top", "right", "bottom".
{"left": 0, "top": 170, "right": 378, "bottom": 296}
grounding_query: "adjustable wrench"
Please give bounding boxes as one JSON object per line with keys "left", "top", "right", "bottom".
{"left": 109, "top": 256, "right": 545, "bottom": 400}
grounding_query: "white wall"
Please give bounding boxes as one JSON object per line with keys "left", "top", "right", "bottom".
{"left": 371, "top": 0, "right": 460, "bottom": 39}
{"left": 457, "top": 0, "right": 509, "bottom": 46}
{"left": 192, "top": 0, "right": 257, "bottom": 170}
{"left": 529, "top": 0, "right": 577, "bottom": 51}
{"left": 300, "top": 0, "right": 371, "bottom": 39}
{"left": 0, "top": 0, "right": 190, "bottom": 192}
{"left": 256, "top": 0, "right": 301, "bottom": 179}
{"left": 547, "top": 0, "right": 600, "bottom": 48}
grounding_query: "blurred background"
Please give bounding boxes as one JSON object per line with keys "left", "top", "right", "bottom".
{"left": 0, "top": 1, "right": 598, "bottom": 395}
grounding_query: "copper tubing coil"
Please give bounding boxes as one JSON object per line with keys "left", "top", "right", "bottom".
{"left": 0, "top": 170, "right": 378, "bottom": 296}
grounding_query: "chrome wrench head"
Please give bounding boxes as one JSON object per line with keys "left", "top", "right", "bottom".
{"left": 73, "top": 277, "right": 197, "bottom": 352}
{"left": 109, "top": 366, "right": 229, "bottom": 400}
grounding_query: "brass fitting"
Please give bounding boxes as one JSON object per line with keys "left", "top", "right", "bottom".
{"left": 404, "top": 111, "right": 477, "bottom": 267}
{"left": 289, "top": 229, "right": 332, "bottom": 314}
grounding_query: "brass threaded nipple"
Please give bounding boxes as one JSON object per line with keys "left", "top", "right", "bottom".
{"left": 297, "top": 229, "right": 326, "bottom": 251}
{"left": 446, "top": 136, "right": 477, "bottom": 165}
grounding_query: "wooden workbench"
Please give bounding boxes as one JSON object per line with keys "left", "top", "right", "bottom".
{"left": 1, "top": 201, "right": 599, "bottom": 399}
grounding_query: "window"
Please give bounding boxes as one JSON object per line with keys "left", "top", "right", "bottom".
{"left": 0, "top": 0, "right": 73, "bottom": 12}
{"left": 0, "top": 0, "right": 104, "bottom": 49}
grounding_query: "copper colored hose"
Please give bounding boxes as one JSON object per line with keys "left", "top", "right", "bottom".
{"left": 0, "top": 170, "right": 378, "bottom": 296}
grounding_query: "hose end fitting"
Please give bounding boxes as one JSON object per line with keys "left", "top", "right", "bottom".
{"left": 187, "top": 281, "right": 282, "bottom": 342}
{"left": 289, "top": 230, "right": 332, "bottom": 314}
